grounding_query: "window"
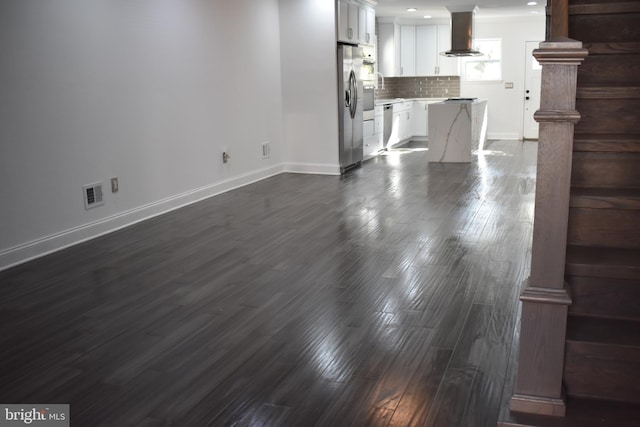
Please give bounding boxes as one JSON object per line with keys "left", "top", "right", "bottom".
{"left": 464, "top": 39, "right": 502, "bottom": 81}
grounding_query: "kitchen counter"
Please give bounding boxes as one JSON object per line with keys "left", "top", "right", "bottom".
{"left": 427, "top": 99, "right": 488, "bottom": 163}
{"left": 375, "top": 97, "right": 446, "bottom": 106}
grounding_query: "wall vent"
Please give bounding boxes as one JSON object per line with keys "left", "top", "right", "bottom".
{"left": 83, "top": 182, "right": 104, "bottom": 210}
{"left": 261, "top": 141, "right": 271, "bottom": 159}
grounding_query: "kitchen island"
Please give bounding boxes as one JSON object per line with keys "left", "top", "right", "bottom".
{"left": 427, "top": 98, "right": 488, "bottom": 163}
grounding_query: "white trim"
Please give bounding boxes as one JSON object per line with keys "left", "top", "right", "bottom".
{"left": 0, "top": 164, "right": 286, "bottom": 271}
{"left": 284, "top": 162, "right": 341, "bottom": 175}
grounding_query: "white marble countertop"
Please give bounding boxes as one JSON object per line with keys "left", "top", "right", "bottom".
{"left": 431, "top": 98, "right": 487, "bottom": 104}
{"left": 375, "top": 97, "right": 446, "bottom": 106}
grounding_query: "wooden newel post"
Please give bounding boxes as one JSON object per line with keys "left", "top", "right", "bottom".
{"left": 550, "top": 0, "right": 569, "bottom": 38}
{"left": 509, "top": 38, "right": 588, "bottom": 417}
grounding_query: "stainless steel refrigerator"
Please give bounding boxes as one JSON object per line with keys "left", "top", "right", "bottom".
{"left": 338, "top": 44, "right": 363, "bottom": 173}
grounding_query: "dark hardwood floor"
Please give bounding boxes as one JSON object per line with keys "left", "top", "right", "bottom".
{"left": 0, "top": 140, "right": 537, "bottom": 426}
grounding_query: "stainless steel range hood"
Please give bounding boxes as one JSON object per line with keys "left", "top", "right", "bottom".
{"left": 443, "top": 6, "right": 483, "bottom": 57}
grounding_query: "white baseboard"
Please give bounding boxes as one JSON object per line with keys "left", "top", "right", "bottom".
{"left": 0, "top": 164, "right": 286, "bottom": 271}
{"left": 284, "top": 162, "right": 341, "bottom": 175}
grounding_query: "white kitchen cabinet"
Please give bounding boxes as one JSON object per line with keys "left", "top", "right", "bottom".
{"left": 399, "top": 26, "right": 416, "bottom": 76}
{"left": 412, "top": 101, "right": 429, "bottom": 137}
{"left": 395, "top": 25, "right": 459, "bottom": 77}
{"left": 363, "top": 119, "right": 378, "bottom": 158}
{"left": 337, "top": 1, "right": 359, "bottom": 44}
{"left": 377, "top": 22, "right": 398, "bottom": 77}
{"left": 374, "top": 106, "right": 384, "bottom": 155}
{"left": 338, "top": 1, "right": 374, "bottom": 46}
{"left": 358, "top": 6, "right": 375, "bottom": 46}
{"left": 437, "top": 24, "right": 459, "bottom": 76}
{"left": 401, "top": 101, "right": 412, "bottom": 140}
{"left": 416, "top": 26, "right": 438, "bottom": 77}
{"left": 374, "top": 106, "right": 384, "bottom": 135}
{"left": 389, "top": 101, "right": 413, "bottom": 146}
{"left": 364, "top": 105, "right": 384, "bottom": 159}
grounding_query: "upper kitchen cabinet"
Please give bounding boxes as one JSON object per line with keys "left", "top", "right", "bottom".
{"left": 337, "top": 0, "right": 376, "bottom": 46}
{"left": 337, "top": 1, "right": 359, "bottom": 43}
{"left": 378, "top": 21, "right": 400, "bottom": 77}
{"left": 416, "top": 26, "right": 437, "bottom": 77}
{"left": 381, "top": 23, "right": 459, "bottom": 77}
{"left": 359, "top": 7, "right": 375, "bottom": 46}
{"left": 399, "top": 26, "right": 416, "bottom": 76}
{"left": 437, "top": 25, "right": 459, "bottom": 76}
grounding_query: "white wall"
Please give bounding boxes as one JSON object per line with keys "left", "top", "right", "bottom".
{"left": 460, "top": 15, "right": 545, "bottom": 140}
{"left": 279, "top": 0, "right": 340, "bottom": 174}
{"left": 0, "top": 0, "right": 286, "bottom": 269}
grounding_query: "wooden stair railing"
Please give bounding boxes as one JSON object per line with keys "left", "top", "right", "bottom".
{"left": 508, "top": 0, "right": 588, "bottom": 417}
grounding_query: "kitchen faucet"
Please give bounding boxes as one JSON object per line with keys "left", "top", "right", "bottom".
{"left": 375, "top": 72, "right": 384, "bottom": 90}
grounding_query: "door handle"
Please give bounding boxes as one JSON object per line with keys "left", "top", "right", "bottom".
{"left": 349, "top": 70, "right": 357, "bottom": 119}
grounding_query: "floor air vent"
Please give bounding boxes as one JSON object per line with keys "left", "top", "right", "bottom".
{"left": 83, "top": 182, "right": 104, "bottom": 210}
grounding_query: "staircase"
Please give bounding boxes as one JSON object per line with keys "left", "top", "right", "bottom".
{"left": 564, "top": 0, "right": 640, "bottom": 405}
{"left": 500, "top": 1, "right": 640, "bottom": 425}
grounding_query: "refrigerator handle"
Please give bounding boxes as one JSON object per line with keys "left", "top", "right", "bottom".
{"left": 349, "top": 70, "right": 357, "bottom": 119}
{"left": 353, "top": 73, "right": 358, "bottom": 118}
{"left": 345, "top": 88, "right": 351, "bottom": 108}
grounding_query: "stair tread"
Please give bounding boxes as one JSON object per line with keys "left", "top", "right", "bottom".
{"left": 566, "top": 246, "right": 640, "bottom": 279}
{"left": 568, "top": 275, "right": 640, "bottom": 321}
{"left": 574, "top": 132, "right": 640, "bottom": 141}
{"left": 499, "top": 398, "right": 640, "bottom": 427}
{"left": 573, "top": 132, "right": 640, "bottom": 152}
{"left": 570, "top": 187, "right": 640, "bottom": 209}
{"left": 570, "top": 2, "right": 640, "bottom": 15}
{"left": 577, "top": 86, "right": 640, "bottom": 98}
{"left": 578, "top": 84, "right": 640, "bottom": 88}
{"left": 567, "top": 245, "right": 640, "bottom": 266}
{"left": 583, "top": 41, "right": 640, "bottom": 55}
{"left": 566, "top": 316, "right": 640, "bottom": 347}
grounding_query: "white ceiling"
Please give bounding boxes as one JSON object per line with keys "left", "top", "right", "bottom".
{"left": 375, "top": 0, "right": 547, "bottom": 19}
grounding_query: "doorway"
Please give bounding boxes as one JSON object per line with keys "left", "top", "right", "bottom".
{"left": 523, "top": 41, "right": 542, "bottom": 139}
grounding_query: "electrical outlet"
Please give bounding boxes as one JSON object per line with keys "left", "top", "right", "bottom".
{"left": 222, "top": 152, "right": 230, "bottom": 163}
{"left": 111, "top": 177, "right": 119, "bottom": 193}
{"left": 261, "top": 142, "right": 271, "bottom": 159}
{"left": 505, "top": 82, "right": 514, "bottom": 89}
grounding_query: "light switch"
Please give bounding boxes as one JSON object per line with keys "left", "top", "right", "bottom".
{"left": 504, "top": 82, "right": 514, "bottom": 89}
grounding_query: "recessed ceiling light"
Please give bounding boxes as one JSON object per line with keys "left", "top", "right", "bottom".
{"left": 423, "top": 15, "right": 432, "bottom": 19}
{"left": 407, "top": 8, "right": 417, "bottom": 12}
{"left": 527, "top": 1, "right": 538, "bottom": 5}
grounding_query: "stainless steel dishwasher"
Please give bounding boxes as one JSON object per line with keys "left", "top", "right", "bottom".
{"left": 382, "top": 104, "right": 393, "bottom": 149}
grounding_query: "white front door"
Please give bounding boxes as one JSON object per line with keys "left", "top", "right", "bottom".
{"left": 523, "top": 41, "right": 542, "bottom": 139}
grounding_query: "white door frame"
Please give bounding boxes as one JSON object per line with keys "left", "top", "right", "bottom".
{"left": 523, "top": 41, "right": 543, "bottom": 139}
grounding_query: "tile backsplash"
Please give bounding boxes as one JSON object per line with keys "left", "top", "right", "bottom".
{"left": 375, "top": 76, "right": 460, "bottom": 99}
